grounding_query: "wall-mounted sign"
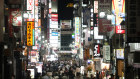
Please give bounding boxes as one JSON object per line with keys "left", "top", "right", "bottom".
{"left": 94, "top": 1, "right": 98, "bottom": 13}
{"left": 27, "top": 22, "right": 34, "bottom": 46}
{"left": 116, "top": 25, "right": 125, "bottom": 34}
{"left": 116, "top": 49, "right": 124, "bottom": 59}
{"left": 94, "top": 44, "right": 101, "bottom": 57}
{"left": 75, "top": 17, "right": 80, "bottom": 48}
{"left": 60, "top": 20, "right": 71, "bottom": 29}
{"left": 103, "top": 45, "right": 110, "bottom": 61}
{"left": 52, "top": 32, "right": 58, "bottom": 36}
{"left": 112, "top": 0, "right": 125, "bottom": 34}
{"left": 27, "top": 0, "right": 35, "bottom": 21}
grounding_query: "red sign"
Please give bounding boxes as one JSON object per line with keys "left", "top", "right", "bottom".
{"left": 49, "top": 9, "right": 51, "bottom": 14}
{"left": 98, "top": 19, "right": 112, "bottom": 35}
{"left": 116, "top": 25, "right": 125, "bottom": 34}
{"left": 51, "top": 14, "right": 58, "bottom": 21}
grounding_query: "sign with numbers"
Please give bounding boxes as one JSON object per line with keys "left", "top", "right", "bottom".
{"left": 116, "top": 25, "right": 125, "bottom": 34}
{"left": 27, "top": 22, "right": 34, "bottom": 46}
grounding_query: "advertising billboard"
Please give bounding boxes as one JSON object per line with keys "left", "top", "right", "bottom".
{"left": 94, "top": 44, "right": 101, "bottom": 57}
{"left": 12, "top": 10, "right": 22, "bottom": 26}
{"left": 75, "top": 17, "right": 80, "bottom": 48}
{"left": 112, "top": 0, "right": 125, "bottom": 34}
{"left": 50, "top": 14, "right": 58, "bottom": 28}
{"left": 116, "top": 49, "right": 124, "bottom": 59}
{"left": 27, "top": 22, "right": 34, "bottom": 46}
{"left": 27, "top": 0, "right": 35, "bottom": 21}
{"left": 60, "top": 20, "right": 71, "bottom": 29}
{"left": 49, "top": 29, "right": 59, "bottom": 47}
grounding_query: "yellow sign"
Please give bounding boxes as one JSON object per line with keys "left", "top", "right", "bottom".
{"left": 27, "top": 22, "right": 34, "bottom": 46}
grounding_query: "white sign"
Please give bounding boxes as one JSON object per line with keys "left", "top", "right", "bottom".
{"left": 116, "top": 49, "right": 124, "bottom": 59}
{"left": 27, "top": 0, "right": 35, "bottom": 18}
{"left": 103, "top": 45, "right": 110, "bottom": 61}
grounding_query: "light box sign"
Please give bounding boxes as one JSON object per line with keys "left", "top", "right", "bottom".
{"left": 27, "top": 22, "right": 34, "bottom": 46}
{"left": 94, "top": 27, "right": 104, "bottom": 39}
{"left": 52, "top": 32, "right": 58, "bottom": 36}
{"left": 94, "top": 1, "right": 98, "bottom": 13}
{"left": 27, "top": 0, "right": 35, "bottom": 21}
{"left": 116, "top": 49, "right": 124, "bottom": 59}
{"left": 75, "top": 17, "right": 80, "bottom": 48}
{"left": 103, "top": 45, "right": 110, "bottom": 61}
{"left": 116, "top": 25, "right": 125, "bottom": 34}
{"left": 112, "top": 0, "right": 125, "bottom": 34}
{"left": 60, "top": 20, "right": 71, "bottom": 29}
{"left": 94, "top": 44, "right": 101, "bottom": 57}
{"left": 51, "top": 14, "right": 58, "bottom": 21}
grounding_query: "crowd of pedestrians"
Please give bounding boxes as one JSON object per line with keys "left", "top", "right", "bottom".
{"left": 34, "top": 60, "right": 96, "bottom": 79}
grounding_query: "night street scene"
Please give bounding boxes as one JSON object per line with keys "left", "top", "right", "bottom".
{"left": 0, "top": 0, "right": 140, "bottom": 79}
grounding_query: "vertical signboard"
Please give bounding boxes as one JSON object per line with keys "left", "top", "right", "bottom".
{"left": 27, "top": 0, "right": 35, "bottom": 21}
{"left": 94, "top": 44, "right": 101, "bottom": 57}
{"left": 103, "top": 45, "right": 110, "bottom": 62}
{"left": 75, "top": 17, "right": 80, "bottom": 48}
{"left": 27, "top": 22, "right": 34, "bottom": 46}
{"left": 112, "top": 0, "right": 125, "bottom": 34}
{"left": 94, "top": 1, "right": 98, "bottom": 13}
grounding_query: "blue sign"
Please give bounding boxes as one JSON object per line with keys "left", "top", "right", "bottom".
{"left": 52, "top": 32, "right": 58, "bottom": 36}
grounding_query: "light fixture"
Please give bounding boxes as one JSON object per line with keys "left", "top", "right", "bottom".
{"left": 23, "top": 13, "right": 29, "bottom": 19}
{"left": 107, "top": 15, "right": 113, "bottom": 20}
{"left": 99, "top": 12, "right": 105, "bottom": 18}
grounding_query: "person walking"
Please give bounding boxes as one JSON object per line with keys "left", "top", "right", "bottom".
{"left": 68, "top": 67, "right": 75, "bottom": 79}
{"left": 42, "top": 72, "right": 50, "bottom": 79}
{"left": 96, "top": 70, "right": 99, "bottom": 79}
{"left": 74, "top": 72, "right": 83, "bottom": 79}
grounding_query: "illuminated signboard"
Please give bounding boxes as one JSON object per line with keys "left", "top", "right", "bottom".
{"left": 116, "top": 25, "right": 125, "bottom": 34}
{"left": 60, "top": 20, "right": 71, "bottom": 29}
{"left": 103, "top": 45, "right": 110, "bottom": 61}
{"left": 50, "top": 14, "right": 58, "bottom": 28}
{"left": 112, "top": 0, "right": 125, "bottom": 34}
{"left": 116, "top": 49, "right": 124, "bottom": 59}
{"left": 27, "top": 22, "right": 34, "bottom": 46}
{"left": 94, "top": 45, "right": 101, "bottom": 57}
{"left": 75, "top": 17, "right": 80, "bottom": 48}
{"left": 27, "top": 0, "right": 35, "bottom": 21}
{"left": 52, "top": 32, "right": 58, "bottom": 36}
{"left": 94, "top": 27, "right": 103, "bottom": 39}
{"left": 94, "top": 1, "right": 98, "bottom": 13}
{"left": 51, "top": 14, "right": 58, "bottom": 21}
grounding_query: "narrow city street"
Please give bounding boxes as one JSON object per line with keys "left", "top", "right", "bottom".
{"left": 0, "top": 0, "right": 140, "bottom": 79}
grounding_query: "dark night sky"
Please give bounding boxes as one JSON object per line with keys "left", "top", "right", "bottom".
{"left": 58, "top": 0, "right": 73, "bottom": 21}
